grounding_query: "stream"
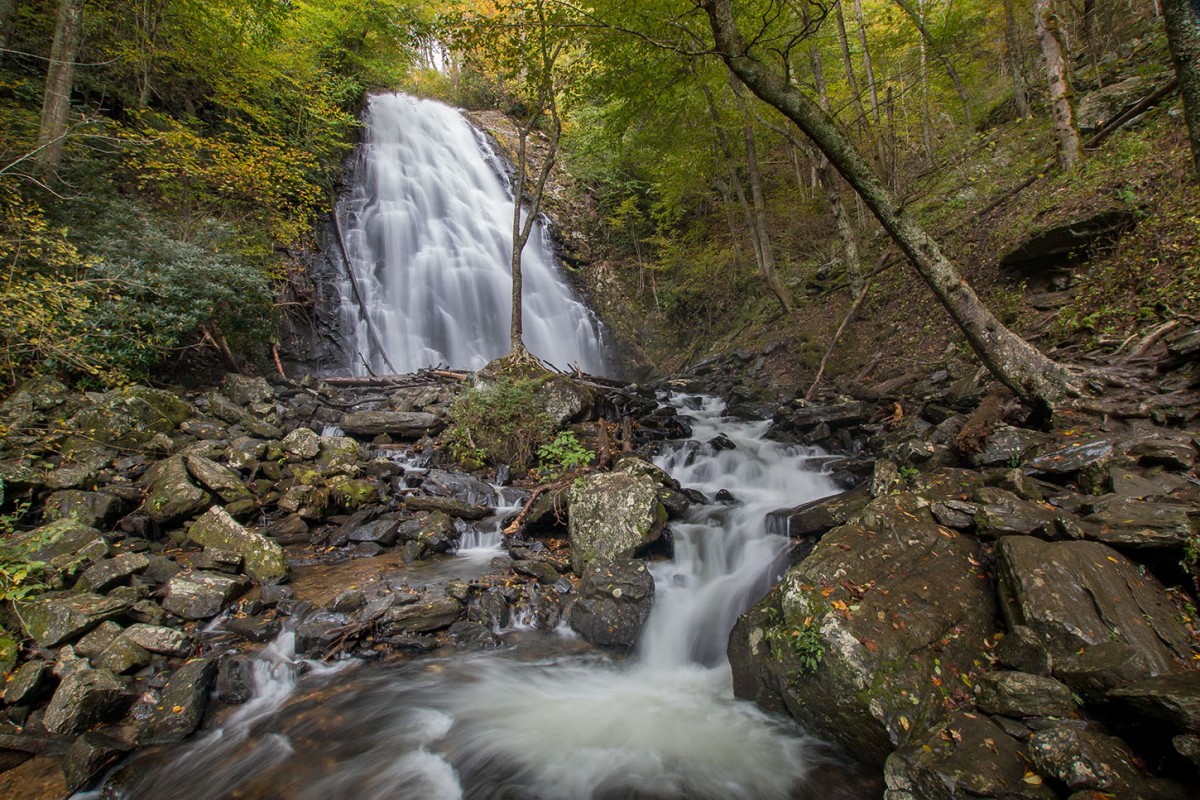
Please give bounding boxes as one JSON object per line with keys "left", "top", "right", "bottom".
{"left": 92, "top": 395, "right": 878, "bottom": 799}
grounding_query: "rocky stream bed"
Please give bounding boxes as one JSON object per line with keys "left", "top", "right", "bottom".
{"left": 0, "top": 332, "right": 1198, "bottom": 798}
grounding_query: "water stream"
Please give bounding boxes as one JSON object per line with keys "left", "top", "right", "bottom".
{"left": 335, "top": 93, "right": 608, "bottom": 375}
{"left": 98, "top": 396, "right": 876, "bottom": 799}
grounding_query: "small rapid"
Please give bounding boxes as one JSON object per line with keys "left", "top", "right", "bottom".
{"left": 97, "top": 396, "right": 858, "bottom": 800}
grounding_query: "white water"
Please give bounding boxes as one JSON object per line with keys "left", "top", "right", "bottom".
{"left": 336, "top": 93, "right": 608, "bottom": 375}
{"left": 99, "top": 406, "right": 849, "bottom": 798}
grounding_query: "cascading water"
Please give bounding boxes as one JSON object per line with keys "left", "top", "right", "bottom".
{"left": 335, "top": 93, "right": 608, "bottom": 375}
{"left": 99, "top": 396, "right": 872, "bottom": 800}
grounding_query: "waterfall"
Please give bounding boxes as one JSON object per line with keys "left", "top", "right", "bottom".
{"left": 335, "top": 93, "right": 608, "bottom": 376}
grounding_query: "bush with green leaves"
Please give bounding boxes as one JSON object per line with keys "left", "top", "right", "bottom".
{"left": 537, "top": 430, "right": 594, "bottom": 481}
{"left": 443, "top": 377, "right": 556, "bottom": 471}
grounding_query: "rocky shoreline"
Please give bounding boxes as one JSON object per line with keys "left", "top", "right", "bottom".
{"left": 0, "top": 329, "right": 1198, "bottom": 797}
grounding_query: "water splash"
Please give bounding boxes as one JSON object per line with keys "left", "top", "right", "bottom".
{"left": 336, "top": 93, "right": 608, "bottom": 375}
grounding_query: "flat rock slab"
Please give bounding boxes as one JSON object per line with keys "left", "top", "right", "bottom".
{"left": 162, "top": 570, "right": 249, "bottom": 620}
{"left": 377, "top": 594, "right": 463, "bottom": 634}
{"left": 141, "top": 657, "right": 217, "bottom": 744}
{"left": 1082, "top": 496, "right": 1195, "bottom": 549}
{"left": 1109, "top": 671, "right": 1200, "bottom": 732}
{"left": 996, "top": 536, "right": 1195, "bottom": 675}
{"left": 20, "top": 592, "right": 132, "bottom": 648}
{"left": 42, "top": 668, "right": 126, "bottom": 735}
{"left": 74, "top": 552, "right": 150, "bottom": 593}
{"left": 185, "top": 454, "right": 252, "bottom": 503}
{"left": 339, "top": 411, "right": 443, "bottom": 438}
{"left": 188, "top": 506, "right": 289, "bottom": 583}
{"left": 1023, "top": 438, "right": 1114, "bottom": 478}
{"left": 975, "top": 670, "right": 1074, "bottom": 718}
{"left": 402, "top": 494, "right": 491, "bottom": 520}
{"left": 142, "top": 456, "right": 211, "bottom": 526}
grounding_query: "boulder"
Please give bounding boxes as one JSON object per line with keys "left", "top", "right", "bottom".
{"left": 1026, "top": 726, "right": 1148, "bottom": 795}
{"left": 281, "top": 427, "right": 321, "bottom": 459}
{"left": 68, "top": 387, "right": 190, "bottom": 451}
{"left": 995, "top": 536, "right": 1194, "bottom": 675}
{"left": 1081, "top": 495, "right": 1195, "bottom": 549}
{"left": 161, "top": 570, "right": 249, "bottom": 619}
{"left": 187, "top": 506, "right": 288, "bottom": 583}
{"left": 376, "top": 594, "right": 463, "bottom": 634}
{"left": 10, "top": 520, "right": 108, "bottom": 569}
{"left": 42, "top": 668, "right": 126, "bottom": 735}
{"left": 568, "top": 559, "right": 655, "bottom": 648}
{"left": 74, "top": 553, "right": 150, "bottom": 593}
{"left": 884, "top": 711, "right": 1056, "bottom": 800}
{"left": 141, "top": 658, "right": 217, "bottom": 744}
{"left": 317, "top": 435, "right": 363, "bottom": 471}
{"left": 19, "top": 593, "right": 131, "bottom": 648}
{"left": 185, "top": 454, "right": 252, "bottom": 503}
{"left": 1108, "top": 671, "right": 1200, "bottom": 733}
{"left": 968, "top": 426, "right": 1049, "bottom": 469}
{"left": 41, "top": 490, "right": 124, "bottom": 528}
{"left": 142, "top": 456, "right": 212, "bottom": 526}
{"left": 122, "top": 623, "right": 192, "bottom": 657}
{"left": 62, "top": 732, "right": 131, "bottom": 794}
{"left": 394, "top": 512, "right": 459, "bottom": 554}
{"left": 729, "top": 494, "right": 998, "bottom": 767}
{"left": 568, "top": 471, "right": 667, "bottom": 573}
{"left": 767, "top": 484, "right": 871, "bottom": 538}
{"left": 973, "top": 488, "right": 1059, "bottom": 539}
{"left": 420, "top": 469, "right": 498, "bottom": 507}
{"left": 94, "top": 636, "right": 150, "bottom": 674}
{"left": 403, "top": 494, "right": 491, "bottom": 520}
{"left": 1076, "top": 75, "right": 1156, "bottom": 134}
{"left": 225, "top": 437, "right": 267, "bottom": 471}
{"left": 534, "top": 375, "right": 595, "bottom": 425}
{"left": 348, "top": 519, "right": 401, "bottom": 546}
{"left": 2, "top": 659, "right": 50, "bottom": 706}
{"left": 220, "top": 374, "right": 274, "bottom": 406}
{"left": 339, "top": 411, "right": 444, "bottom": 438}
{"left": 205, "top": 391, "right": 281, "bottom": 439}
{"left": 1054, "top": 642, "right": 1151, "bottom": 705}
{"left": 974, "top": 671, "right": 1074, "bottom": 718}
{"left": 216, "top": 655, "right": 256, "bottom": 704}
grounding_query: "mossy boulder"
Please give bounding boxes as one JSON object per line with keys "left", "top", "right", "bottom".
{"left": 568, "top": 471, "right": 668, "bottom": 574}
{"left": 68, "top": 387, "right": 191, "bottom": 452}
{"left": 729, "top": 493, "right": 998, "bottom": 768}
{"left": 141, "top": 456, "right": 211, "bottom": 526}
{"left": 187, "top": 506, "right": 288, "bottom": 584}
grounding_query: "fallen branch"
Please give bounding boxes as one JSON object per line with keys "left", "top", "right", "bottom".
{"left": 331, "top": 208, "right": 400, "bottom": 375}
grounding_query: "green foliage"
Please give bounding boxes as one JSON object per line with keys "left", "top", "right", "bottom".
{"left": 537, "top": 430, "right": 593, "bottom": 481}
{"left": 1184, "top": 532, "right": 1200, "bottom": 595}
{"left": 0, "top": 490, "right": 46, "bottom": 604}
{"left": 443, "top": 377, "right": 555, "bottom": 470}
{"left": 764, "top": 607, "right": 825, "bottom": 681}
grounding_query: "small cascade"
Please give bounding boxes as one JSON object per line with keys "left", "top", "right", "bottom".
{"left": 335, "top": 93, "right": 608, "bottom": 375}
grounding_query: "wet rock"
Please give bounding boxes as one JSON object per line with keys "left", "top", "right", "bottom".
{"left": 968, "top": 426, "right": 1049, "bottom": 469}
{"left": 769, "top": 484, "right": 871, "bottom": 538}
{"left": 185, "top": 454, "right": 252, "bottom": 503}
{"left": 975, "top": 671, "right": 1074, "bottom": 718}
{"left": 221, "top": 373, "right": 273, "bottom": 406}
{"left": 420, "top": 469, "right": 497, "bottom": 506}
{"left": 395, "top": 512, "right": 459, "bottom": 554}
{"left": 94, "top": 636, "right": 150, "bottom": 674}
{"left": 329, "top": 477, "right": 380, "bottom": 511}
{"left": 377, "top": 594, "right": 463, "bottom": 634}
{"left": 41, "top": 490, "right": 124, "bottom": 529}
{"left": 187, "top": 506, "right": 289, "bottom": 584}
{"left": 216, "top": 655, "right": 255, "bottom": 704}
{"left": 191, "top": 548, "right": 242, "bottom": 573}
{"left": 568, "top": 471, "right": 667, "bottom": 573}
{"left": 884, "top": 711, "right": 1056, "bottom": 800}
{"left": 997, "top": 625, "right": 1053, "bottom": 676}
{"left": 468, "top": 588, "right": 510, "bottom": 629}
{"left": 1054, "top": 642, "right": 1151, "bottom": 706}
{"left": 329, "top": 587, "right": 366, "bottom": 613}
{"left": 569, "top": 558, "right": 655, "bottom": 648}
{"left": 295, "top": 610, "right": 353, "bottom": 655}
{"left": 264, "top": 513, "right": 310, "bottom": 544}
{"left": 20, "top": 593, "right": 131, "bottom": 648}
{"left": 403, "top": 494, "right": 491, "bottom": 520}
{"left": 122, "top": 624, "right": 192, "bottom": 657}
{"left": 142, "top": 456, "right": 212, "bottom": 526}
{"left": 141, "top": 657, "right": 217, "bottom": 744}
{"left": 1081, "top": 496, "right": 1195, "bottom": 549}
{"left": 513, "top": 559, "right": 561, "bottom": 585}
{"left": 1027, "top": 726, "right": 1147, "bottom": 795}
{"left": 996, "top": 536, "right": 1194, "bottom": 674}
{"left": 347, "top": 519, "right": 400, "bottom": 546}
{"left": 1108, "top": 672, "right": 1200, "bottom": 733}
{"left": 43, "top": 668, "right": 126, "bottom": 735}
{"left": 448, "top": 619, "right": 500, "bottom": 649}
{"left": 62, "top": 732, "right": 131, "bottom": 794}
{"left": 730, "top": 494, "right": 997, "bottom": 767}
{"left": 3, "top": 660, "right": 50, "bottom": 706}
{"left": 339, "top": 411, "right": 443, "bottom": 438}
{"left": 161, "top": 570, "right": 249, "bottom": 620}
{"left": 1023, "top": 438, "right": 1114, "bottom": 480}
{"left": 74, "top": 553, "right": 150, "bottom": 593}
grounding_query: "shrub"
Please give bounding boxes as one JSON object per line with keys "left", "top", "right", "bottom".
{"left": 443, "top": 377, "right": 555, "bottom": 471}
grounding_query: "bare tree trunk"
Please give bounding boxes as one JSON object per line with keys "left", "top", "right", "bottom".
{"left": 1161, "top": 0, "right": 1200, "bottom": 177}
{"left": 1004, "top": 0, "right": 1031, "bottom": 118}
{"left": 853, "top": 0, "right": 882, "bottom": 126}
{"left": 36, "top": 0, "right": 85, "bottom": 173}
{"left": 1034, "top": 0, "right": 1082, "bottom": 172}
{"left": 811, "top": 43, "right": 864, "bottom": 296}
{"left": 834, "top": 0, "right": 869, "bottom": 130}
{"left": 0, "top": 0, "right": 16, "bottom": 51}
{"left": 510, "top": 104, "right": 562, "bottom": 354}
{"left": 894, "top": 0, "right": 973, "bottom": 120}
{"left": 699, "top": 0, "right": 1078, "bottom": 411}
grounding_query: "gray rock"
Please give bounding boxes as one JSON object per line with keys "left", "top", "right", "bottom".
{"left": 975, "top": 671, "right": 1074, "bottom": 718}
{"left": 513, "top": 559, "right": 562, "bottom": 585}
{"left": 187, "top": 506, "right": 288, "bottom": 584}
{"left": 19, "top": 593, "right": 131, "bottom": 648}
{"left": 931, "top": 499, "right": 978, "bottom": 530}
{"left": 62, "top": 732, "right": 131, "bottom": 794}
{"left": 41, "top": 490, "right": 124, "bottom": 528}
{"left": 347, "top": 519, "right": 400, "bottom": 546}
{"left": 295, "top": 610, "right": 353, "bottom": 655}
{"left": 997, "top": 625, "right": 1053, "bottom": 676}
{"left": 729, "top": 494, "right": 997, "bottom": 768}
{"left": 1076, "top": 75, "right": 1155, "bottom": 133}
{"left": 394, "top": 512, "right": 459, "bottom": 553}
{"left": 43, "top": 668, "right": 126, "bottom": 735}
{"left": 68, "top": 387, "right": 190, "bottom": 452}
{"left": 403, "top": 494, "right": 491, "bottom": 520}
{"left": 973, "top": 487, "right": 1058, "bottom": 538}
{"left": 969, "top": 426, "right": 1048, "bottom": 468}
{"left": 869, "top": 458, "right": 901, "bottom": 497}
{"left": 568, "top": 471, "right": 667, "bottom": 573}
{"left": 1023, "top": 438, "right": 1114, "bottom": 478}
{"left": 317, "top": 435, "right": 363, "bottom": 471}
{"left": 1129, "top": 439, "right": 1196, "bottom": 470}
{"left": 10, "top": 520, "right": 108, "bottom": 569}
{"left": 122, "top": 624, "right": 192, "bottom": 657}
{"left": 1174, "top": 733, "right": 1200, "bottom": 770}
{"left": 1108, "top": 671, "right": 1200, "bottom": 733}
{"left": 75, "top": 621, "right": 123, "bottom": 659}
{"left": 142, "top": 456, "right": 211, "bottom": 526}
{"left": 421, "top": 469, "right": 499, "bottom": 507}
{"left": 225, "top": 437, "right": 266, "bottom": 471}
{"left": 1054, "top": 642, "right": 1151, "bottom": 706}
{"left": 161, "top": 570, "right": 249, "bottom": 619}
{"left": 281, "top": 427, "right": 321, "bottom": 459}
{"left": 205, "top": 391, "right": 281, "bottom": 439}
{"left": 769, "top": 484, "right": 871, "bottom": 538}
{"left": 220, "top": 374, "right": 273, "bottom": 406}
{"left": 141, "top": 658, "right": 217, "bottom": 744}
{"left": 996, "top": 536, "right": 1194, "bottom": 675}
{"left": 185, "top": 454, "right": 252, "bottom": 503}
{"left": 884, "top": 711, "right": 1056, "bottom": 800}
{"left": 568, "top": 559, "right": 655, "bottom": 648}
{"left": 74, "top": 553, "right": 150, "bottom": 593}
{"left": 1027, "top": 726, "right": 1147, "bottom": 795}
{"left": 339, "top": 411, "right": 443, "bottom": 438}
{"left": 216, "top": 655, "right": 255, "bottom": 705}
{"left": 534, "top": 375, "right": 595, "bottom": 425}
{"left": 377, "top": 594, "right": 463, "bottom": 634}
{"left": 94, "top": 636, "right": 150, "bottom": 674}
{"left": 2, "top": 660, "right": 49, "bottom": 706}
{"left": 1082, "top": 495, "right": 1195, "bottom": 549}
{"left": 328, "top": 588, "right": 366, "bottom": 614}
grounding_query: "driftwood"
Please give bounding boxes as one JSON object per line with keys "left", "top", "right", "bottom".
{"left": 320, "top": 370, "right": 469, "bottom": 388}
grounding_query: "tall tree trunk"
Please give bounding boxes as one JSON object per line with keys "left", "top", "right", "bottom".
{"left": 811, "top": 43, "right": 864, "bottom": 297}
{"left": 1161, "top": 0, "right": 1200, "bottom": 177}
{"left": 1033, "top": 0, "right": 1082, "bottom": 172}
{"left": 36, "top": 0, "right": 85, "bottom": 173}
{"left": 894, "top": 0, "right": 974, "bottom": 120}
{"left": 833, "top": 1, "right": 869, "bottom": 130}
{"left": 1004, "top": 0, "right": 1031, "bottom": 118}
{"left": 734, "top": 81, "right": 793, "bottom": 314}
{"left": 510, "top": 104, "right": 562, "bottom": 354}
{"left": 0, "top": 0, "right": 15, "bottom": 51}
{"left": 853, "top": 0, "right": 882, "bottom": 126}
{"left": 698, "top": 0, "right": 1078, "bottom": 412}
